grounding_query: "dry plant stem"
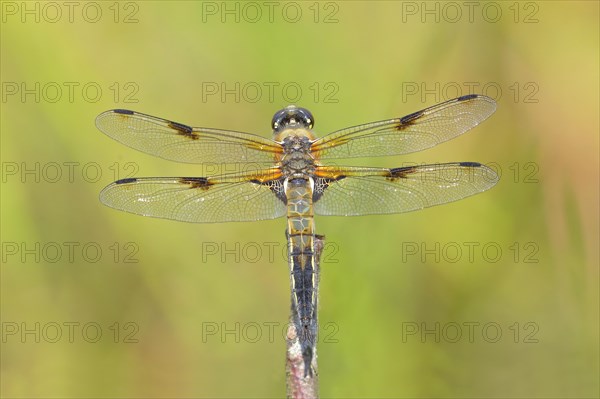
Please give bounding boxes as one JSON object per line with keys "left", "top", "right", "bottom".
{"left": 286, "top": 234, "right": 323, "bottom": 399}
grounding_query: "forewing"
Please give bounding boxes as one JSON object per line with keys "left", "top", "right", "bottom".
{"left": 100, "top": 169, "right": 287, "bottom": 223}
{"left": 313, "top": 163, "right": 499, "bottom": 216}
{"left": 311, "top": 95, "right": 496, "bottom": 159}
{"left": 96, "top": 109, "right": 282, "bottom": 164}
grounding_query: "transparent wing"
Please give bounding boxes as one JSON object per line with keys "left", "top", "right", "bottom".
{"left": 313, "top": 162, "right": 499, "bottom": 216}
{"left": 311, "top": 95, "right": 496, "bottom": 159}
{"left": 100, "top": 169, "right": 287, "bottom": 223}
{"left": 96, "top": 109, "right": 282, "bottom": 164}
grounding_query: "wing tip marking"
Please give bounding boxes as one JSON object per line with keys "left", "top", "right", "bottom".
{"left": 459, "top": 161, "right": 483, "bottom": 167}
{"left": 113, "top": 109, "right": 135, "bottom": 115}
{"left": 457, "top": 94, "right": 479, "bottom": 101}
{"left": 114, "top": 177, "right": 138, "bottom": 184}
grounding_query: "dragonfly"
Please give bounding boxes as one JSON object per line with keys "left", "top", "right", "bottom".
{"left": 96, "top": 94, "right": 498, "bottom": 376}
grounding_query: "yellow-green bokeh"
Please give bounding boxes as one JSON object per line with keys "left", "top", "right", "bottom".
{"left": 1, "top": 1, "right": 598, "bottom": 398}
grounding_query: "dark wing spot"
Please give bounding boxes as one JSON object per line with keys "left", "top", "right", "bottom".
{"left": 397, "top": 110, "right": 424, "bottom": 130}
{"left": 115, "top": 177, "right": 137, "bottom": 184}
{"left": 459, "top": 161, "right": 482, "bottom": 168}
{"left": 168, "top": 121, "right": 197, "bottom": 139}
{"left": 113, "top": 109, "right": 134, "bottom": 115}
{"left": 179, "top": 177, "right": 212, "bottom": 189}
{"left": 457, "top": 94, "right": 478, "bottom": 101}
{"left": 388, "top": 166, "right": 419, "bottom": 180}
{"left": 251, "top": 178, "right": 287, "bottom": 204}
{"left": 313, "top": 176, "right": 345, "bottom": 202}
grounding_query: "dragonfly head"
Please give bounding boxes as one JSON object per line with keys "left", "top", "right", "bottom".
{"left": 271, "top": 105, "right": 314, "bottom": 133}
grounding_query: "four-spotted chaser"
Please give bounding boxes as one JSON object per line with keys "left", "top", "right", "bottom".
{"left": 96, "top": 94, "right": 499, "bottom": 376}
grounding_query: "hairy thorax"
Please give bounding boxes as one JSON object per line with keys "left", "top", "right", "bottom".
{"left": 276, "top": 129, "right": 318, "bottom": 179}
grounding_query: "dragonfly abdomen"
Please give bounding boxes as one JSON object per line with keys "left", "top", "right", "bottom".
{"left": 285, "top": 178, "right": 318, "bottom": 376}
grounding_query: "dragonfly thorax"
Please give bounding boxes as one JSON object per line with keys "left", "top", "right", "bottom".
{"left": 280, "top": 135, "right": 316, "bottom": 178}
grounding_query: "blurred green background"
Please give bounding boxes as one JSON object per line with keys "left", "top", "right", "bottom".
{"left": 1, "top": 1, "right": 598, "bottom": 398}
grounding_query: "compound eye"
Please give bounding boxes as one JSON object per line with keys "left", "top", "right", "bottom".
{"left": 296, "top": 108, "right": 314, "bottom": 129}
{"left": 271, "top": 109, "right": 288, "bottom": 131}
{"left": 271, "top": 106, "right": 314, "bottom": 131}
